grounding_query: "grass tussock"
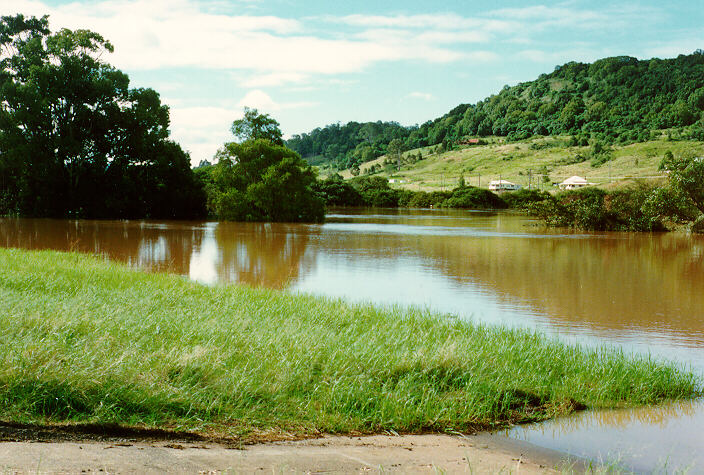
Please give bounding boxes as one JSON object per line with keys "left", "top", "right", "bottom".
{"left": 0, "top": 248, "right": 699, "bottom": 441}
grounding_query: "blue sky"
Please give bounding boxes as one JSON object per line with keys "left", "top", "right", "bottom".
{"left": 4, "top": 0, "right": 703, "bottom": 164}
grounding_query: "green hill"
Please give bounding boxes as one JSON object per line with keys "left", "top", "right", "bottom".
{"left": 287, "top": 51, "right": 704, "bottom": 172}
{"left": 337, "top": 135, "right": 704, "bottom": 192}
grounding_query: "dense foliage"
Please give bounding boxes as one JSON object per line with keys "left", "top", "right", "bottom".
{"left": 286, "top": 121, "right": 413, "bottom": 170}
{"left": 0, "top": 15, "right": 205, "bottom": 219}
{"left": 200, "top": 111, "right": 325, "bottom": 223}
{"left": 529, "top": 186, "right": 665, "bottom": 231}
{"left": 314, "top": 175, "right": 509, "bottom": 210}
{"left": 530, "top": 150, "right": 704, "bottom": 232}
{"left": 231, "top": 107, "right": 284, "bottom": 146}
{"left": 443, "top": 52, "right": 704, "bottom": 145}
{"left": 501, "top": 189, "right": 551, "bottom": 209}
{"left": 292, "top": 52, "right": 704, "bottom": 170}
{"left": 312, "top": 174, "right": 364, "bottom": 207}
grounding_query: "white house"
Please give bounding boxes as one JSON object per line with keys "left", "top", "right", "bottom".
{"left": 559, "top": 176, "right": 592, "bottom": 190}
{"left": 488, "top": 180, "right": 521, "bottom": 192}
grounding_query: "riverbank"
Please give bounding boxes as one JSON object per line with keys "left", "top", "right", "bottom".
{"left": 0, "top": 432, "right": 578, "bottom": 473}
{"left": 0, "top": 248, "right": 699, "bottom": 442}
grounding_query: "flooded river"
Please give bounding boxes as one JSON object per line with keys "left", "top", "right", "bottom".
{"left": 1, "top": 209, "right": 703, "bottom": 471}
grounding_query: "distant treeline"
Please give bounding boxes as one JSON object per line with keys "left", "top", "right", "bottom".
{"left": 286, "top": 121, "right": 411, "bottom": 170}
{"left": 313, "top": 174, "right": 543, "bottom": 210}
{"left": 287, "top": 52, "right": 704, "bottom": 170}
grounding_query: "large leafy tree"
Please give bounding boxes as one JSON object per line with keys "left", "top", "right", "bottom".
{"left": 205, "top": 110, "right": 324, "bottom": 222}
{"left": 230, "top": 107, "right": 284, "bottom": 145}
{"left": 0, "top": 14, "right": 205, "bottom": 218}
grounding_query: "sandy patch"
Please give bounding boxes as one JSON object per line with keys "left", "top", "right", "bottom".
{"left": 0, "top": 432, "right": 578, "bottom": 474}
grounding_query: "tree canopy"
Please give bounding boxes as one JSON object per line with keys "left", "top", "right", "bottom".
{"left": 231, "top": 107, "right": 284, "bottom": 145}
{"left": 0, "top": 14, "right": 205, "bottom": 218}
{"left": 202, "top": 111, "right": 324, "bottom": 223}
{"left": 285, "top": 120, "right": 412, "bottom": 170}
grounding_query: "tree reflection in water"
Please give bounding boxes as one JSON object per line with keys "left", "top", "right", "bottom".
{"left": 212, "top": 222, "right": 315, "bottom": 289}
{"left": 0, "top": 218, "right": 206, "bottom": 276}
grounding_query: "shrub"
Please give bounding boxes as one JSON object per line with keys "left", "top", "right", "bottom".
{"left": 503, "top": 189, "right": 550, "bottom": 209}
{"left": 313, "top": 175, "right": 364, "bottom": 206}
{"left": 530, "top": 185, "right": 665, "bottom": 231}
{"left": 443, "top": 187, "right": 507, "bottom": 209}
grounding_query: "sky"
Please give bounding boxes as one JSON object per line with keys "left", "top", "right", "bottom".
{"left": 3, "top": 0, "right": 703, "bottom": 165}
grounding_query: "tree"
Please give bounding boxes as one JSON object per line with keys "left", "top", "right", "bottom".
{"left": 653, "top": 152, "right": 704, "bottom": 218}
{"left": 231, "top": 107, "right": 284, "bottom": 145}
{"left": 387, "top": 139, "right": 405, "bottom": 171}
{"left": 206, "top": 135, "right": 324, "bottom": 222}
{"left": 0, "top": 14, "right": 205, "bottom": 218}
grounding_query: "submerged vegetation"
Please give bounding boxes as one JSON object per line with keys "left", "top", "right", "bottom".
{"left": 195, "top": 108, "right": 326, "bottom": 223}
{"left": 313, "top": 174, "right": 510, "bottom": 210}
{"left": 529, "top": 151, "right": 704, "bottom": 231}
{"left": 0, "top": 248, "right": 699, "bottom": 440}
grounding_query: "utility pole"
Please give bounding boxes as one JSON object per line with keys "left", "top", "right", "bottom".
{"left": 478, "top": 172, "right": 481, "bottom": 188}
{"left": 528, "top": 169, "right": 532, "bottom": 190}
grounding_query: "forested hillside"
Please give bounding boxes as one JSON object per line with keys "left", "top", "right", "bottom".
{"left": 286, "top": 121, "right": 412, "bottom": 169}
{"left": 288, "top": 51, "right": 704, "bottom": 170}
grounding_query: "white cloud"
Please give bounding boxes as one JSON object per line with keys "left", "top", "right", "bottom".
{"left": 237, "top": 90, "right": 280, "bottom": 111}
{"left": 240, "top": 72, "right": 310, "bottom": 88}
{"left": 4, "top": 0, "right": 484, "bottom": 76}
{"left": 237, "top": 90, "right": 316, "bottom": 112}
{"left": 166, "top": 93, "right": 315, "bottom": 164}
{"left": 167, "top": 105, "right": 235, "bottom": 163}
{"left": 407, "top": 92, "right": 434, "bottom": 101}
{"left": 330, "top": 13, "right": 512, "bottom": 32}
{"left": 644, "top": 41, "right": 704, "bottom": 59}
{"left": 488, "top": 4, "right": 659, "bottom": 32}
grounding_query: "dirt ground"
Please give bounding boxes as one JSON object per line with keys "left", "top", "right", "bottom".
{"left": 0, "top": 425, "right": 580, "bottom": 474}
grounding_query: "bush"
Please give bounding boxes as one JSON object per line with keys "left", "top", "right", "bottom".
{"left": 443, "top": 187, "right": 507, "bottom": 209}
{"left": 350, "top": 176, "right": 401, "bottom": 207}
{"left": 692, "top": 215, "right": 704, "bottom": 233}
{"left": 313, "top": 175, "right": 364, "bottom": 206}
{"left": 530, "top": 186, "right": 665, "bottom": 231}
{"left": 502, "top": 189, "right": 550, "bottom": 209}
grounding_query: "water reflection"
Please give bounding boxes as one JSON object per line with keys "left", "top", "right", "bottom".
{"left": 507, "top": 399, "right": 704, "bottom": 472}
{"left": 0, "top": 218, "right": 206, "bottom": 274}
{"left": 2, "top": 212, "right": 704, "bottom": 353}
{"left": 0, "top": 219, "right": 317, "bottom": 290}
{"left": 208, "top": 222, "right": 316, "bottom": 289}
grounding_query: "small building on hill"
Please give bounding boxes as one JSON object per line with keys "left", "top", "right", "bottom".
{"left": 488, "top": 180, "right": 521, "bottom": 192}
{"left": 559, "top": 176, "right": 592, "bottom": 190}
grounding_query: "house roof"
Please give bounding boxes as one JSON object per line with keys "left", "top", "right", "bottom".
{"left": 560, "top": 176, "right": 588, "bottom": 185}
{"left": 489, "top": 180, "right": 517, "bottom": 185}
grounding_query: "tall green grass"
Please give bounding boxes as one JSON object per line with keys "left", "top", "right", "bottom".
{"left": 0, "top": 248, "right": 699, "bottom": 441}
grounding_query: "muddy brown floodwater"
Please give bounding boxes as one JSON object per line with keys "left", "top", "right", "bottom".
{"left": 1, "top": 208, "right": 703, "bottom": 472}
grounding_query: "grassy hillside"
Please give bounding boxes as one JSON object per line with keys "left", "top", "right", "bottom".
{"left": 291, "top": 52, "right": 704, "bottom": 171}
{"left": 0, "top": 248, "right": 699, "bottom": 441}
{"left": 335, "top": 136, "right": 704, "bottom": 192}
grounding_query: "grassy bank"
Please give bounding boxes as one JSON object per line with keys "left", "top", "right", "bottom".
{"left": 0, "top": 248, "right": 699, "bottom": 441}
